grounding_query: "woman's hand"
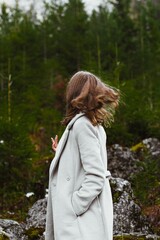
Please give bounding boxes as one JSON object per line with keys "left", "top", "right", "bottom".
{"left": 51, "top": 135, "right": 58, "bottom": 152}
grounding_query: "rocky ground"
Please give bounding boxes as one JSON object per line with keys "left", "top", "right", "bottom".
{"left": 0, "top": 138, "right": 160, "bottom": 240}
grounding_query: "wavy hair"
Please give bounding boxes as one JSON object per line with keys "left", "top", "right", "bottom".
{"left": 62, "top": 71, "right": 120, "bottom": 127}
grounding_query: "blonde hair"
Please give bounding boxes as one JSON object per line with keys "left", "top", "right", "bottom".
{"left": 62, "top": 71, "right": 120, "bottom": 127}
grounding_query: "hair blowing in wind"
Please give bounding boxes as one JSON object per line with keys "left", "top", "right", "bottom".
{"left": 62, "top": 71, "right": 120, "bottom": 127}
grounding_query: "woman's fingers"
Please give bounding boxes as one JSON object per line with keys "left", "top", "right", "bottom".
{"left": 55, "top": 135, "right": 58, "bottom": 145}
{"left": 51, "top": 135, "right": 58, "bottom": 151}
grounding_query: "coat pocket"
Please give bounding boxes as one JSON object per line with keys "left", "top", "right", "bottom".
{"left": 62, "top": 194, "right": 78, "bottom": 225}
{"left": 96, "top": 196, "right": 102, "bottom": 214}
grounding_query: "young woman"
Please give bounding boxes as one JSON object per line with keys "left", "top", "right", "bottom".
{"left": 45, "top": 71, "right": 120, "bottom": 240}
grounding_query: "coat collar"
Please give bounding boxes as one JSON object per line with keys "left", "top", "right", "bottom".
{"left": 67, "top": 112, "right": 85, "bottom": 130}
{"left": 49, "top": 112, "right": 85, "bottom": 178}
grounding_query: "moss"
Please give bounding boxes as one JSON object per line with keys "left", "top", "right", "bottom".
{"left": 130, "top": 142, "right": 145, "bottom": 152}
{"left": 114, "top": 235, "right": 145, "bottom": 240}
{"left": 25, "top": 227, "right": 44, "bottom": 240}
{"left": 112, "top": 191, "right": 122, "bottom": 203}
{"left": 114, "top": 235, "right": 160, "bottom": 240}
{"left": 0, "top": 234, "right": 10, "bottom": 240}
{"left": 110, "top": 180, "right": 122, "bottom": 203}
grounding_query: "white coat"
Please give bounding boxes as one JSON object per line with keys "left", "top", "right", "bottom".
{"left": 45, "top": 112, "right": 113, "bottom": 240}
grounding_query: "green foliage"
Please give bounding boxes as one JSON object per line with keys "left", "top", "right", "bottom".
{"left": 113, "top": 235, "right": 160, "bottom": 240}
{"left": 25, "top": 227, "right": 44, "bottom": 240}
{"left": 130, "top": 148, "right": 160, "bottom": 234}
{"left": 0, "top": 234, "right": 10, "bottom": 240}
{"left": 131, "top": 154, "right": 160, "bottom": 206}
{"left": 110, "top": 180, "right": 122, "bottom": 203}
{"left": 0, "top": 0, "right": 160, "bottom": 146}
{"left": 0, "top": 118, "right": 35, "bottom": 210}
{"left": 113, "top": 236, "right": 144, "bottom": 240}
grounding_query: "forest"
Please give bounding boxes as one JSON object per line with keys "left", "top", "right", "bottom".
{"left": 0, "top": 0, "right": 160, "bottom": 227}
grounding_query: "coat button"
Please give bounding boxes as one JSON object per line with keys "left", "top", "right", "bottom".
{"left": 66, "top": 177, "right": 70, "bottom": 181}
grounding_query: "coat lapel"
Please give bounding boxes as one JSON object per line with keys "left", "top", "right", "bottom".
{"left": 49, "top": 112, "right": 85, "bottom": 178}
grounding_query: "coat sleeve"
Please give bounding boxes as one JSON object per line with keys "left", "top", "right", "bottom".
{"left": 71, "top": 120, "right": 106, "bottom": 216}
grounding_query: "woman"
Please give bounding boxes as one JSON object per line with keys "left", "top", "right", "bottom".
{"left": 45, "top": 71, "right": 120, "bottom": 240}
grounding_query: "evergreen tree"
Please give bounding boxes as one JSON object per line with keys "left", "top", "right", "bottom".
{"left": 57, "top": 0, "right": 88, "bottom": 73}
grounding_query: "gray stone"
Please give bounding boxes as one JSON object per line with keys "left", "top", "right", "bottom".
{"left": 110, "top": 177, "right": 151, "bottom": 235}
{"left": 0, "top": 219, "right": 27, "bottom": 240}
{"left": 0, "top": 181, "right": 155, "bottom": 239}
{"left": 108, "top": 138, "right": 160, "bottom": 180}
{"left": 26, "top": 198, "right": 47, "bottom": 230}
{"left": 39, "top": 235, "right": 45, "bottom": 240}
{"left": 142, "top": 138, "right": 160, "bottom": 157}
{"left": 24, "top": 198, "right": 47, "bottom": 239}
{"left": 24, "top": 178, "right": 152, "bottom": 237}
{"left": 108, "top": 144, "right": 139, "bottom": 180}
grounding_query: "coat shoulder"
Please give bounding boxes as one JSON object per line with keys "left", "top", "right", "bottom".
{"left": 73, "top": 115, "right": 107, "bottom": 143}
{"left": 73, "top": 115, "right": 94, "bottom": 130}
{"left": 72, "top": 115, "right": 99, "bottom": 137}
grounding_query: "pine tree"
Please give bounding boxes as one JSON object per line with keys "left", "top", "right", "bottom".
{"left": 57, "top": 0, "right": 88, "bottom": 73}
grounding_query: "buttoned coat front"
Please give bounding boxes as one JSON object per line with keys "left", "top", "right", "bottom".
{"left": 45, "top": 113, "right": 113, "bottom": 240}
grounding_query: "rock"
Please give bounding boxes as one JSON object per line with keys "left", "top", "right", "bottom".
{"left": 0, "top": 180, "right": 156, "bottom": 239}
{"left": 26, "top": 198, "right": 47, "bottom": 230}
{"left": 110, "top": 177, "right": 151, "bottom": 235}
{"left": 130, "top": 138, "right": 160, "bottom": 158}
{"left": 0, "top": 199, "right": 47, "bottom": 240}
{"left": 0, "top": 219, "right": 27, "bottom": 240}
{"left": 142, "top": 138, "right": 160, "bottom": 157}
{"left": 24, "top": 177, "right": 152, "bottom": 237}
{"left": 108, "top": 144, "right": 139, "bottom": 180}
{"left": 24, "top": 198, "right": 47, "bottom": 240}
{"left": 108, "top": 138, "right": 160, "bottom": 180}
